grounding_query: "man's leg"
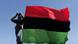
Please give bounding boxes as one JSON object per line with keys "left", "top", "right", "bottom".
{"left": 15, "top": 29, "right": 21, "bottom": 44}
{"left": 17, "top": 36, "right": 22, "bottom": 44}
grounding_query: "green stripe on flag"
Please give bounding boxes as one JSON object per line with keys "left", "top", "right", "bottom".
{"left": 22, "top": 29, "right": 68, "bottom": 44}
{"left": 22, "top": 29, "right": 49, "bottom": 43}
{"left": 48, "top": 31, "right": 68, "bottom": 44}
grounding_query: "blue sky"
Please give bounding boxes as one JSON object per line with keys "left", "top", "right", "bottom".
{"left": 0, "top": 0, "right": 78, "bottom": 44}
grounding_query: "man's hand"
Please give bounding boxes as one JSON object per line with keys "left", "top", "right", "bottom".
{"left": 16, "top": 13, "right": 18, "bottom": 16}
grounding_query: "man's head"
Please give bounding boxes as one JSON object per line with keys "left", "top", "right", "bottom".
{"left": 18, "top": 13, "right": 21, "bottom": 16}
{"left": 17, "top": 13, "right": 22, "bottom": 19}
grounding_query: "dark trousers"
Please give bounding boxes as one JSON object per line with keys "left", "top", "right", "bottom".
{"left": 17, "top": 36, "right": 22, "bottom": 44}
{"left": 15, "top": 29, "right": 22, "bottom": 44}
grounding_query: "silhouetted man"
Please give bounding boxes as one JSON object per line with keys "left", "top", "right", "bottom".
{"left": 11, "top": 13, "right": 23, "bottom": 44}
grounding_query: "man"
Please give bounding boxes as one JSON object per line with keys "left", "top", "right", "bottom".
{"left": 11, "top": 13, "right": 23, "bottom": 44}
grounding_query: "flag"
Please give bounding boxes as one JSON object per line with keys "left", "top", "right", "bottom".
{"left": 22, "top": 6, "right": 70, "bottom": 44}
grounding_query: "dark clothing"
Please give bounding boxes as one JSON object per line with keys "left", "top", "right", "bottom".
{"left": 11, "top": 20, "right": 23, "bottom": 25}
{"left": 11, "top": 13, "right": 23, "bottom": 44}
{"left": 11, "top": 19, "right": 23, "bottom": 37}
{"left": 17, "top": 36, "right": 22, "bottom": 44}
{"left": 15, "top": 25, "right": 22, "bottom": 37}
{"left": 15, "top": 25, "right": 22, "bottom": 44}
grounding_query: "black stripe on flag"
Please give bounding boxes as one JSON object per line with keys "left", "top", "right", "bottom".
{"left": 23, "top": 17, "right": 70, "bottom": 32}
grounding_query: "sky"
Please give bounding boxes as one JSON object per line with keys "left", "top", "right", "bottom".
{"left": 0, "top": 0, "right": 78, "bottom": 44}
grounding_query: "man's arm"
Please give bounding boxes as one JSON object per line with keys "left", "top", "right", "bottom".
{"left": 11, "top": 13, "right": 18, "bottom": 23}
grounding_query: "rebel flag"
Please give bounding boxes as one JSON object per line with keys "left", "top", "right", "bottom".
{"left": 22, "top": 6, "right": 70, "bottom": 44}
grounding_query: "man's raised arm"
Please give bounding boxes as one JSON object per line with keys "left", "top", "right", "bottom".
{"left": 11, "top": 13, "right": 18, "bottom": 23}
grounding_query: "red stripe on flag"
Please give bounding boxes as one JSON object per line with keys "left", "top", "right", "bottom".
{"left": 25, "top": 6, "right": 70, "bottom": 22}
